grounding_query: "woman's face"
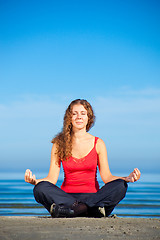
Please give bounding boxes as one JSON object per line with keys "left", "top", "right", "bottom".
{"left": 71, "top": 104, "right": 88, "bottom": 130}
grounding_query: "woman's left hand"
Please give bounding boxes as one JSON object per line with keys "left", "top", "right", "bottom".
{"left": 125, "top": 168, "right": 141, "bottom": 183}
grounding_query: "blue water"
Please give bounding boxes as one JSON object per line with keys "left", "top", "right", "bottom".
{"left": 0, "top": 172, "right": 160, "bottom": 218}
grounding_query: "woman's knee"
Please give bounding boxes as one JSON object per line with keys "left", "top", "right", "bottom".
{"left": 107, "top": 179, "right": 128, "bottom": 200}
{"left": 106, "top": 178, "right": 128, "bottom": 191}
{"left": 121, "top": 179, "right": 128, "bottom": 192}
{"left": 33, "top": 181, "right": 51, "bottom": 202}
{"left": 109, "top": 179, "right": 128, "bottom": 204}
{"left": 117, "top": 179, "right": 128, "bottom": 199}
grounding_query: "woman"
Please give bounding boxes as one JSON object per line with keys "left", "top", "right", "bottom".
{"left": 25, "top": 99, "right": 141, "bottom": 218}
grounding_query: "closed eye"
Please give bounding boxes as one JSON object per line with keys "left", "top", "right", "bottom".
{"left": 81, "top": 111, "right": 87, "bottom": 115}
{"left": 72, "top": 111, "right": 87, "bottom": 115}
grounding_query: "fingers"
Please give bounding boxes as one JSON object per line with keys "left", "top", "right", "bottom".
{"left": 133, "top": 172, "right": 137, "bottom": 181}
{"left": 134, "top": 168, "right": 141, "bottom": 180}
{"left": 24, "top": 169, "right": 36, "bottom": 184}
{"left": 132, "top": 168, "right": 141, "bottom": 182}
{"left": 127, "top": 168, "right": 141, "bottom": 183}
{"left": 25, "top": 169, "right": 31, "bottom": 182}
{"left": 134, "top": 168, "right": 141, "bottom": 175}
{"left": 127, "top": 176, "right": 134, "bottom": 183}
{"left": 25, "top": 169, "right": 30, "bottom": 182}
{"left": 137, "top": 168, "right": 141, "bottom": 177}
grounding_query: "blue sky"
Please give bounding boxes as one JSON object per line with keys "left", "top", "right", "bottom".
{"left": 0, "top": 0, "right": 160, "bottom": 175}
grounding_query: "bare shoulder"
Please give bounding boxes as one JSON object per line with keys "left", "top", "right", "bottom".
{"left": 97, "top": 138, "right": 106, "bottom": 146}
{"left": 96, "top": 138, "right": 107, "bottom": 154}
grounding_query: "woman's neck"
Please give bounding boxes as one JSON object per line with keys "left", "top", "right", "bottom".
{"left": 72, "top": 128, "right": 88, "bottom": 141}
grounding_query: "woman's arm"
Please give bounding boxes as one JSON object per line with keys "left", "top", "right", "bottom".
{"left": 24, "top": 143, "right": 60, "bottom": 185}
{"left": 96, "top": 138, "right": 141, "bottom": 183}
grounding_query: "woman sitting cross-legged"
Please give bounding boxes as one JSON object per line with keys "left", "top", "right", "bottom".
{"left": 25, "top": 99, "right": 141, "bottom": 218}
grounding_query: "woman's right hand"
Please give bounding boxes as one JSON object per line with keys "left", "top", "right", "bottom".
{"left": 25, "top": 169, "right": 37, "bottom": 185}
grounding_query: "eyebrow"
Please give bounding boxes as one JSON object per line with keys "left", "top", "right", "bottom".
{"left": 72, "top": 110, "right": 87, "bottom": 113}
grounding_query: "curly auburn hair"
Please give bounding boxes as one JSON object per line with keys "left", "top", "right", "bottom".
{"left": 51, "top": 99, "right": 96, "bottom": 162}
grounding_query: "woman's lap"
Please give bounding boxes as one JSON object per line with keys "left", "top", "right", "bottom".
{"left": 33, "top": 179, "right": 128, "bottom": 216}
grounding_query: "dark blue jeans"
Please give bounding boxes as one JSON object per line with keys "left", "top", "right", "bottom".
{"left": 33, "top": 179, "right": 128, "bottom": 217}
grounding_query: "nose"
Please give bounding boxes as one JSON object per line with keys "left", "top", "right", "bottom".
{"left": 77, "top": 113, "right": 82, "bottom": 119}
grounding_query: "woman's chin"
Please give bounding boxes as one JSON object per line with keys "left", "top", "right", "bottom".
{"left": 73, "top": 125, "right": 86, "bottom": 130}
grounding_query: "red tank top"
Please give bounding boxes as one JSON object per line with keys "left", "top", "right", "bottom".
{"left": 61, "top": 137, "right": 99, "bottom": 193}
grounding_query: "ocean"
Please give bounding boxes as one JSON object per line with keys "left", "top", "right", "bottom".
{"left": 0, "top": 172, "right": 160, "bottom": 218}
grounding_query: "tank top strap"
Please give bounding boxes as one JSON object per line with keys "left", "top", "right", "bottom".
{"left": 94, "top": 136, "right": 99, "bottom": 147}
